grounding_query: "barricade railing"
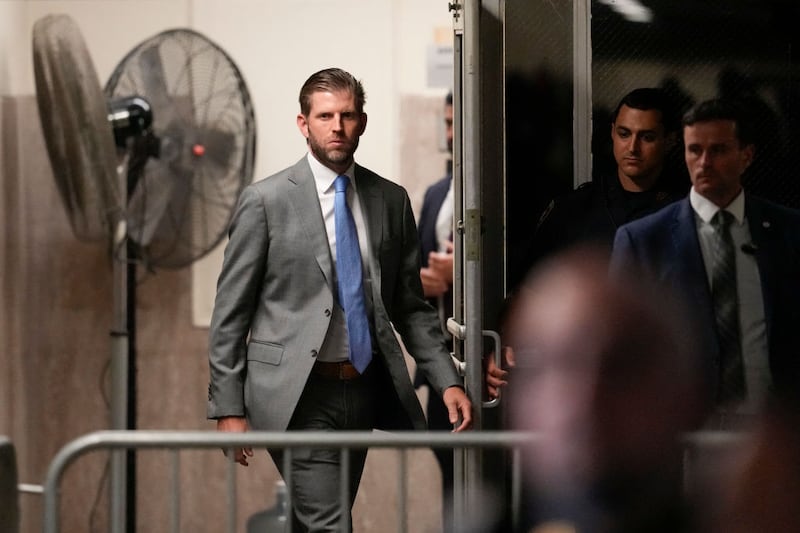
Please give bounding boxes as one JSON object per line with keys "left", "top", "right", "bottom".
{"left": 40, "top": 430, "right": 747, "bottom": 533}
{"left": 42, "top": 430, "right": 538, "bottom": 533}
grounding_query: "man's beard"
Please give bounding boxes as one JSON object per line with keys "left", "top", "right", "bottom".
{"left": 308, "top": 134, "right": 358, "bottom": 169}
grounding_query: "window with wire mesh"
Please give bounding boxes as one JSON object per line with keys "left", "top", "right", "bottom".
{"left": 592, "top": 0, "right": 800, "bottom": 209}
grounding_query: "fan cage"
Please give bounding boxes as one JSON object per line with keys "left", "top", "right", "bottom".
{"left": 105, "top": 28, "right": 256, "bottom": 269}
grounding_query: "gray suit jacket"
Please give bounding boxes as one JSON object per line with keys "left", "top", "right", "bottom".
{"left": 207, "top": 157, "right": 461, "bottom": 431}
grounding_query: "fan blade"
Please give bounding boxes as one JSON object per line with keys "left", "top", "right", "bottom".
{"left": 141, "top": 163, "right": 195, "bottom": 269}
{"left": 137, "top": 44, "right": 176, "bottom": 118}
{"left": 32, "top": 14, "right": 122, "bottom": 242}
{"left": 126, "top": 159, "right": 178, "bottom": 248}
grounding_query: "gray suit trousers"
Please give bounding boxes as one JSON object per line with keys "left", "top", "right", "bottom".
{"left": 269, "top": 367, "right": 380, "bottom": 533}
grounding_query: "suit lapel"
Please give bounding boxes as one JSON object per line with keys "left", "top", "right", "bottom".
{"left": 287, "top": 157, "right": 335, "bottom": 292}
{"left": 671, "top": 199, "right": 708, "bottom": 297}
{"left": 354, "top": 165, "right": 384, "bottom": 299}
{"left": 672, "top": 198, "right": 721, "bottom": 386}
{"left": 746, "top": 196, "right": 777, "bottom": 333}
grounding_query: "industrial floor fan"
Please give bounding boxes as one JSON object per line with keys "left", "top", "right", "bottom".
{"left": 32, "top": 14, "right": 256, "bottom": 531}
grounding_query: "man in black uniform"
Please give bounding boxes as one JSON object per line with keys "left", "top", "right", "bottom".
{"left": 492, "top": 87, "right": 688, "bottom": 401}
{"left": 485, "top": 89, "right": 697, "bottom": 532}
{"left": 515, "top": 88, "right": 686, "bottom": 285}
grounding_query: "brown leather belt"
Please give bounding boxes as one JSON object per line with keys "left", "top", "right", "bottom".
{"left": 312, "top": 360, "right": 362, "bottom": 380}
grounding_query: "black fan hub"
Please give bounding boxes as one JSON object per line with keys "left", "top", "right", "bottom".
{"left": 108, "top": 96, "right": 153, "bottom": 147}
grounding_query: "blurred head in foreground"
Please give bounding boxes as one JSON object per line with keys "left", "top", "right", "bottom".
{"left": 505, "top": 246, "right": 711, "bottom": 531}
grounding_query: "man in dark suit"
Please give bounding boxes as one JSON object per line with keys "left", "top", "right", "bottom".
{"left": 415, "top": 92, "right": 457, "bottom": 529}
{"left": 611, "top": 98, "right": 800, "bottom": 425}
{"left": 418, "top": 92, "right": 454, "bottom": 319}
{"left": 207, "top": 68, "right": 472, "bottom": 532}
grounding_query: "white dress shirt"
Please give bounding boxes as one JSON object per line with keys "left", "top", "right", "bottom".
{"left": 307, "top": 153, "right": 373, "bottom": 363}
{"left": 690, "top": 187, "right": 769, "bottom": 414}
{"left": 435, "top": 177, "right": 454, "bottom": 253}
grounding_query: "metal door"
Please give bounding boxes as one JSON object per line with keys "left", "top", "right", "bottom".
{"left": 449, "top": 0, "right": 507, "bottom": 529}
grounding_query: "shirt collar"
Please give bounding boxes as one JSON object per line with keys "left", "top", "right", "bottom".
{"left": 306, "top": 152, "right": 356, "bottom": 195}
{"left": 689, "top": 186, "right": 745, "bottom": 225}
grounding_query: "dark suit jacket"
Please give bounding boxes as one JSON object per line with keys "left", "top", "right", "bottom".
{"left": 418, "top": 174, "right": 452, "bottom": 266}
{"left": 207, "top": 157, "right": 460, "bottom": 431}
{"left": 611, "top": 195, "right": 800, "bottom": 401}
{"left": 417, "top": 174, "right": 453, "bottom": 319}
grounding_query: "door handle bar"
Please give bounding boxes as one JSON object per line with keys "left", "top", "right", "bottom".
{"left": 446, "top": 318, "right": 502, "bottom": 408}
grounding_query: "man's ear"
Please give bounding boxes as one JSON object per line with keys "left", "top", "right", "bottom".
{"left": 357, "top": 113, "right": 368, "bottom": 136}
{"left": 742, "top": 143, "right": 756, "bottom": 169}
{"left": 297, "top": 113, "right": 309, "bottom": 139}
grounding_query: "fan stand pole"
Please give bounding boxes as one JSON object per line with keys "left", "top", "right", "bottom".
{"left": 125, "top": 240, "right": 138, "bottom": 533}
{"left": 109, "top": 158, "right": 137, "bottom": 533}
{"left": 110, "top": 216, "right": 130, "bottom": 533}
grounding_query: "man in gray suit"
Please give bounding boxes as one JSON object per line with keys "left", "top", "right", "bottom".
{"left": 207, "top": 67, "right": 472, "bottom": 532}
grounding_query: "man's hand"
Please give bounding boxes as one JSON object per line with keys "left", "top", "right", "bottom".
{"left": 217, "top": 416, "right": 253, "bottom": 466}
{"left": 428, "top": 241, "right": 454, "bottom": 284}
{"left": 485, "top": 346, "right": 516, "bottom": 400}
{"left": 442, "top": 386, "right": 473, "bottom": 432}
{"left": 420, "top": 267, "right": 449, "bottom": 297}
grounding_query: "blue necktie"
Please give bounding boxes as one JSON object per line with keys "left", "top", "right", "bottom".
{"left": 333, "top": 175, "right": 372, "bottom": 373}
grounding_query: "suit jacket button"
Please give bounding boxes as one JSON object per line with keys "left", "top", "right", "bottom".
{"left": 324, "top": 308, "right": 331, "bottom": 317}
{"left": 310, "top": 349, "right": 318, "bottom": 357}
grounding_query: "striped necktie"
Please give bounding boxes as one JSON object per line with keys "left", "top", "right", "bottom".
{"left": 711, "top": 210, "right": 746, "bottom": 403}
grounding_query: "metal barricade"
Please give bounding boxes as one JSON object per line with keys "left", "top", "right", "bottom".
{"left": 41, "top": 430, "right": 537, "bottom": 533}
{"left": 40, "top": 430, "right": 747, "bottom": 533}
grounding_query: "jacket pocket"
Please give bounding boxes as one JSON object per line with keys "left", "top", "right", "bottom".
{"left": 247, "top": 340, "right": 284, "bottom": 366}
